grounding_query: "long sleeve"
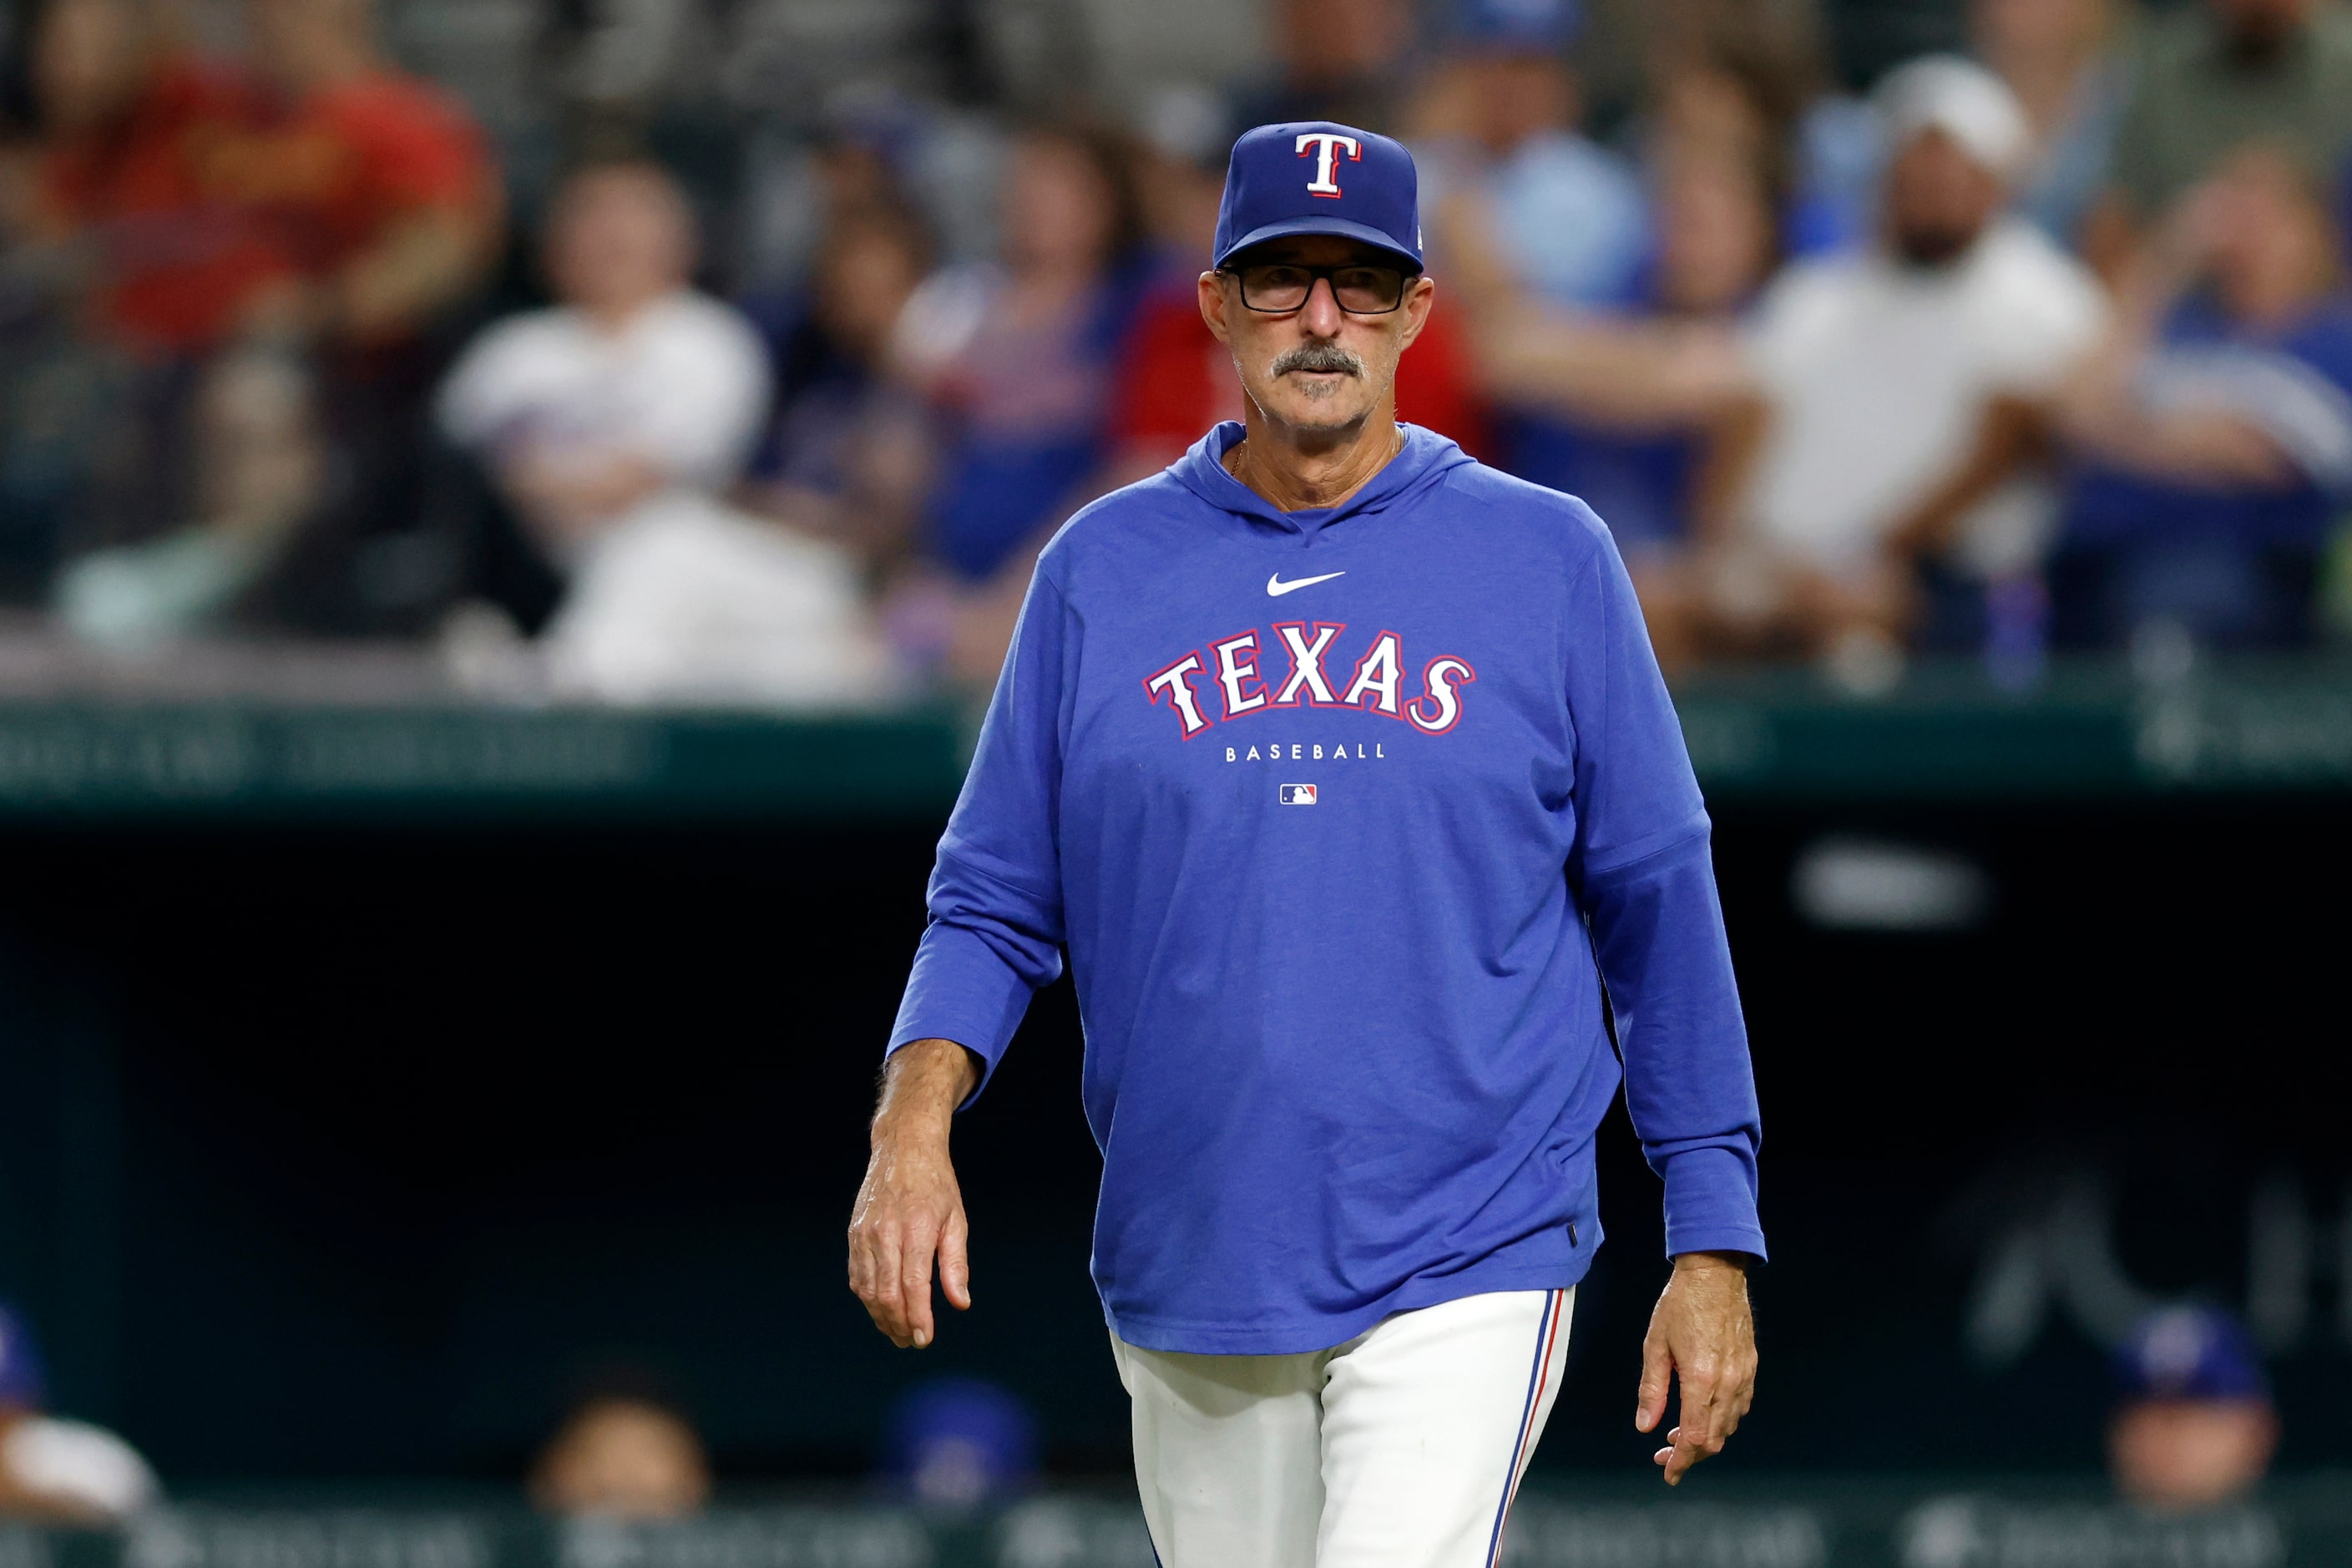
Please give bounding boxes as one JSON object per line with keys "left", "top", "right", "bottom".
{"left": 886, "top": 567, "right": 1071, "bottom": 1100}
{"left": 1564, "top": 523, "right": 1767, "bottom": 1262}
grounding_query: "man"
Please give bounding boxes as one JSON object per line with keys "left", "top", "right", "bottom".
{"left": 27, "top": 0, "right": 281, "bottom": 357}
{"left": 440, "top": 162, "right": 771, "bottom": 563}
{"left": 529, "top": 1386, "right": 712, "bottom": 1520}
{"left": 2107, "top": 1307, "right": 2278, "bottom": 1511}
{"left": 225, "top": 0, "right": 496, "bottom": 349}
{"left": 2053, "top": 144, "right": 2352, "bottom": 650}
{"left": 210, "top": 0, "right": 503, "bottom": 633}
{"left": 2090, "top": 0, "right": 2352, "bottom": 273}
{"left": 849, "top": 123, "right": 1763, "bottom": 1564}
{"left": 437, "top": 159, "right": 896, "bottom": 705}
{"left": 0, "top": 1302, "right": 158, "bottom": 1523}
{"left": 1418, "top": 0, "right": 1649, "bottom": 314}
{"left": 1655, "top": 57, "right": 2107, "bottom": 665}
{"left": 1113, "top": 116, "right": 1493, "bottom": 480}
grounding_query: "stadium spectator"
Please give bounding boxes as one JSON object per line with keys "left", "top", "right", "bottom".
{"left": 1414, "top": 0, "right": 1702, "bottom": 515}
{"left": 54, "top": 341, "right": 322, "bottom": 649}
{"left": 18, "top": 0, "right": 501, "bottom": 358}
{"left": 1972, "top": 0, "right": 2126, "bottom": 250}
{"left": 226, "top": 0, "right": 496, "bottom": 350}
{"left": 439, "top": 161, "right": 760, "bottom": 569}
{"left": 881, "top": 1378, "right": 1037, "bottom": 1514}
{"left": 1650, "top": 57, "right": 2107, "bottom": 670}
{"left": 1635, "top": 0, "right": 1867, "bottom": 260}
{"left": 27, "top": 0, "right": 502, "bottom": 641}
{"left": 1414, "top": 0, "right": 1648, "bottom": 315}
{"left": 1727, "top": 0, "right": 2122, "bottom": 259}
{"left": 0, "top": 1302, "right": 159, "bottom": 1524}
{"left": 438, "top": 158, "right": 897, "bottom": 706}
{"left": 1455, "top": 139, "right": 1776, "bottom": 579}
{"left": 225, "top": 0, "right": 503, "bottom": 633}
{"left": 886, "top": 122, "right": 1145, "bottom": 685}
{"left": 739, "top": 200, "right": 934, "bottom": 570}
{"left": 1130, "top": 86, "right": 1233, "bottom": 277}
{"left": 895, "top": 123, "right": 1143, "bottom": 584}
{"left": 2087, "top": 0, "right": 2352, "bottom": 276}
{"left": 2107, "top": 1306, "right": 2277, "bottom": 1512}
{"left": 1230, "top": 0, "right": 1417, "bottom": 137}
{"left": 5, "top": 0, "right": 280, "bottom": 609}
{"left": 25, "top": 0, "right": 277, "bottom": 358}
{"left": 530, "top": 1391, "right": 711, "bottom": 1520}
{"left": 1100, "top": 119, "right": 1249, "bottom": 484}
{"left": 2051, "top": 144, "right": 2352, "bottom": 650}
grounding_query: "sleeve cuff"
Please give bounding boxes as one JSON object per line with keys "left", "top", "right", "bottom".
{"left": 887, "top": 923, "right": 1038, "bottom": 1105}
{"left": 1657, "top": 1144, "right": 1768, "bottom": 1264}
{"left": 1663, "top": 1226, "right": 1769, "bottom": 1265}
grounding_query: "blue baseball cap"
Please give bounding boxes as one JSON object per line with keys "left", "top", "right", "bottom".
{"left": 0, "top": 1302, "right": 48, "bottom": 1409}
{"left": 883, "top": 1377, "right": 1038, "bottom": 1510}
{"left": 1451, "top": 0, "right": 1580, "bottom": 51}
{"left": 2113, "top": 1306, "right": 2269, "bottom": 1405}
{"left": 1211, "top": 122, "right": 1423, "bottom": 273}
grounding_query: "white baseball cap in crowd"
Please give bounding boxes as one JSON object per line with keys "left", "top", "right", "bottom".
{"left": 1874, "top": 54, "right": 2031, "bottom": 182}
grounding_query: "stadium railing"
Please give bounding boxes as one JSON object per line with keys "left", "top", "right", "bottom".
{"left": 3, "top": 656, "right": 2349, "bottom": 821}
{"left": 6, "top": 1476, "right": 2350, "bottom": 1568}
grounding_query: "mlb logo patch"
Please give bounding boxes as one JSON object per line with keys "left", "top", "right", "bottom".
{"left": 1278, "top": 784, "right": 1318, "bottom": 806}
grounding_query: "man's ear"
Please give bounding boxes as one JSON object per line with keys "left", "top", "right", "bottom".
{"left": 1198, "top": 270, "right": 1233, "bottom": 344}
{"left": 1394, "top": 275, "right": 1437, "bottom": 353}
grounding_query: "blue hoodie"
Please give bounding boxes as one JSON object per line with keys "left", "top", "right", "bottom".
{"left": 889, "top": 422, "right": 1764, "bottom": 1355}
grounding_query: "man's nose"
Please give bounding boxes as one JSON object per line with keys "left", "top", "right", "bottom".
{"left": 1298, "top": 276, "right": 1345, "bottom": 337}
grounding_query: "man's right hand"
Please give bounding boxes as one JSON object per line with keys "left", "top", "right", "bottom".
{"left": 847, "top": 1038, "right": 981, "bottom": 1348}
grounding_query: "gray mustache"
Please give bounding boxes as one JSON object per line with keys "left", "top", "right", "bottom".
{"left": 1271, "top": 343, "right": 1364, "bottom": 377}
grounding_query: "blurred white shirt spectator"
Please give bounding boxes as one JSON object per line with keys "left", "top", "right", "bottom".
{"left": 437, "top": 159, "right": 899, "bottom": 707}
{"left": 1747, "top": 214, "right": 2107, "bottom": 578}
{"left": 1638, "top": 56, "right": 2114, "bottom": 675}
{"left": 539, "top": 492, "right": 896, "bottom": 707}
{"left": 440, "top": 289, "right": 771, "bottom": 543}
{"left": 2, "top": 1417, "right": 159, "bottom": 1521}
{"left": 1, "top": 1302, "right": 158, "bottom": 1525}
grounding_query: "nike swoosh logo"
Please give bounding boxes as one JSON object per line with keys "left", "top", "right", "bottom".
{"left": 1267, "top": 570, "right": 1347, "bottom": 597}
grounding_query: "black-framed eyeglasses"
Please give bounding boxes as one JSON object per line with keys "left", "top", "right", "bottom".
{"left": 1226, "top": 261, "right": 1412, "bottom": 315}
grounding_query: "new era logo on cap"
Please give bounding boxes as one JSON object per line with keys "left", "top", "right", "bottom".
{"left": 1214, "top": 121, "right": 1422, "bottom": 273}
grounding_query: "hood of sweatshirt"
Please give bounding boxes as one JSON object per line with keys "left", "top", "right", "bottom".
{"left": 1171, "top": 420, "right": 1477, "bottom": 544}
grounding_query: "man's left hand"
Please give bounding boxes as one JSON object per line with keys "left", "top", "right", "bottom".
{"left": 1636, "top": 1252, "right": 1758, "bottom": 1485}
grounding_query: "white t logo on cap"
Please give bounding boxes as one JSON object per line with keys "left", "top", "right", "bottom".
{"left": 1296, "top": 132, "right": 1361, "bottom": 198}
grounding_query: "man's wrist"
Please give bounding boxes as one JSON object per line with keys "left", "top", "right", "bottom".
{"left": 1671, "top": 1250, "right": 1753, "bottom": 1273}
{"left": 873, "top": 1096, "right": 953, "bottom": 1145}
{"left": 873, "top": 1038, "right": 982, "bottom": 1143}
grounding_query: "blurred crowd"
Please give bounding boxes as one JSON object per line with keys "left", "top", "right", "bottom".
{"left": 3, "top": 0, "right": 2352, "bottom": 705}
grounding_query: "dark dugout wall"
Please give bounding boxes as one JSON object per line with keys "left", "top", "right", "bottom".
{"left": 1, "top": 800, "right": 2347, "bottom": 1481}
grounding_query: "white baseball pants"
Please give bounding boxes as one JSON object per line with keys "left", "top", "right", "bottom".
{"left": 1111, "top": 1287, "right": 1575, "bottom": 1568}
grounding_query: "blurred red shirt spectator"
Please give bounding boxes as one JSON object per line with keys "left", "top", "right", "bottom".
{"left": 223, "top": 0, "right": 495, "bottom": 350}
{"left": 33, "top": 0, "right": 493, "bottom": 357}
{"left": 1113, "top": 280, "right": 1493, "bottom": 468}
{"left": 31, "top": 0, "right": 277, "bottom": 356}
{"left": 210, "top": 70, "right": 492, "bottom": 322}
